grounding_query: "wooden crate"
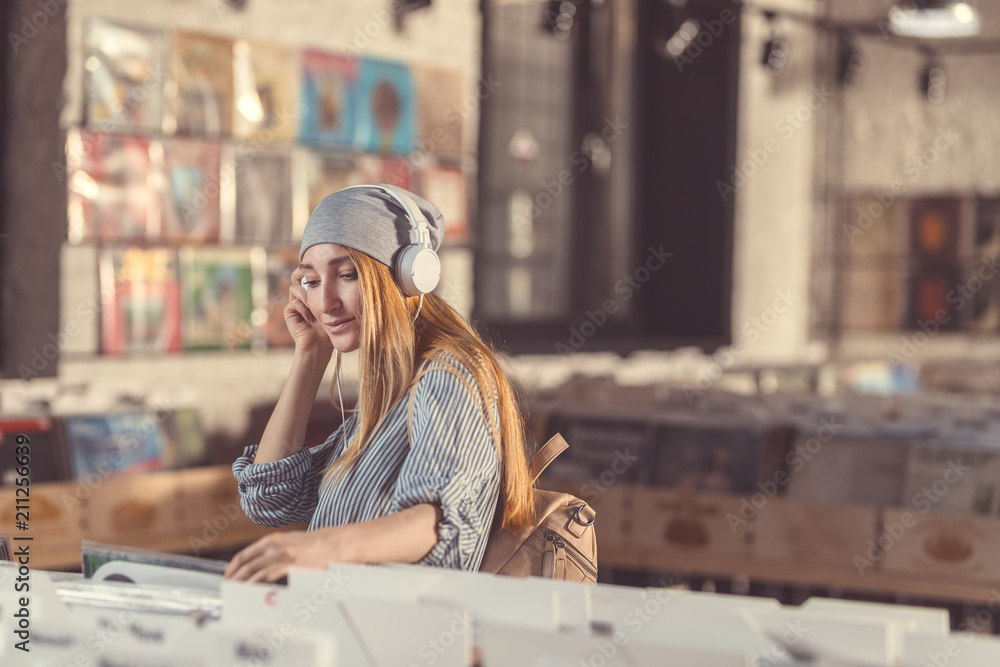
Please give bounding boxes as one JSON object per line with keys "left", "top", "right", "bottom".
{"left": 878, "top": 508, "right": 1000, "bottom": 583}
{"left": 0, "top": 481, "right": 85, "bottom": 564}
{"left": 83, "top": 471, "right": 180, "bottom": 541}
{"left": 630, "top": 487, "right": 751, "bottom": 560}
{"left": 750, "top": 497, "right": 879, "bottom": 569}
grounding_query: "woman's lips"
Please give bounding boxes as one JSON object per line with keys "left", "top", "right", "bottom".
{"left": 325, "top": 318, "right": 355, "bottom": 334}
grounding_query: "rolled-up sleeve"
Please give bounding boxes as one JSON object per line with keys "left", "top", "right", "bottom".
{"left": 390, "top": 362, "right": 500, "bottom": 571}
{"left": 232, "top": 421, "right": 349, "bottom": 527}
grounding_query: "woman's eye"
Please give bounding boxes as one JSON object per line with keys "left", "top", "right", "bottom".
{"left": 341, "top": 272, "right": 358, "bottom": 281}
{"left": 301, "top": 278, "right": 320, "bottom": 288}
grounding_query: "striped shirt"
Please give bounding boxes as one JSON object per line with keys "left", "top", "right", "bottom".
{"left": 232, "top": 352, "right": 501, "bottom": 572}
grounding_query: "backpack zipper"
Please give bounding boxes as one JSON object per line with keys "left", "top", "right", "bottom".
{"left": 543, "top": 529, "right": 597, "bottom": 579}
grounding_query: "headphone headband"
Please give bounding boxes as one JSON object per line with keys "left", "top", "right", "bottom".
{"left": 338, "top": 184, "right": 441, "bottom": 296}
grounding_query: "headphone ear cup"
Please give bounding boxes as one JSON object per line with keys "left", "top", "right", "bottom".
{"left": 395, "top": 244, "right": 441, "bottom": 297}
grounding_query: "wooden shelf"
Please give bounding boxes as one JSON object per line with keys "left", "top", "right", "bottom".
{"left": 599, "top": 548, "right": 996, "bottom": 605}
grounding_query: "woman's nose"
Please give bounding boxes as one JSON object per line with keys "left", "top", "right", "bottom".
{"left": 317, "top": 283, "right": 341, "bottom": 313}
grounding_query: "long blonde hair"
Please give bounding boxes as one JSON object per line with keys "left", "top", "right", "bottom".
{"left": 321, "top": 248, "right": 535, "bottom": 533}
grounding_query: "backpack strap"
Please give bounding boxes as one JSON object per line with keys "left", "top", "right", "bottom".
{"left": 528, "top": 433, "right": 568, "bottom": 483}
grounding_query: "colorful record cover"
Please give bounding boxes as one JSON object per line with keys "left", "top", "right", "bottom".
{"left": 172, "top": 32, "right": 234, "bottom": 137}
{"left": 354, "top": 57, "right": 416, "bottom": 155}
{"left": 356, "top": 154, "right": 414, "bottom": 191}
{"left": 83, "top": 18, "right": 167, "bottom": 132}
{"left": 419, "top": 166, "right": 467, "bottom": 243}
{"left": 261, "top": 249, "right": 300, "bottom": 349}
{"left": 300, "top": 50, "right": 357, "bottom": 147}
{"left": 63, "top": 412, "right": 165, "bottom": 481}
{"left": 160, "top": 138, "right": 222, "bottom": 243}
{"left": 67, "top": 129, "right": 157, "bottom": 243}
{"left": 155, "top": 407, "right": 207, "bottom": 468}
{"left": 305, "top": 152, "right": 358, "bottom": 216}
{"left": 180, "top": 247, "right": 255, "bottom": 350}
{"left": 99, "top": 246, "right": 183, "bottom": 354}
{"left": 233, "top": 40, "right": 300, "bottom": 141}
{"left": 234, "top": 150, "right": 293, "bottom": 244}
{"left": 413, "top": 66, "right": 464, "bottom": 159}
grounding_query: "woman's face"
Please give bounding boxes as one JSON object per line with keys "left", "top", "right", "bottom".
{"left": 299, "top": 243, "right": 362, "bottom": 353}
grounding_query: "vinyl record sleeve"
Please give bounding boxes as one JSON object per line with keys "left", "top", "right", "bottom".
{"left": 304, "top": 151, "right": 359, "bottom": 217}
{"left": 419, "top": 165, "right": 467, "bottom": 243}
{"left": 232, "top": 40, "right": 300, "bottom": 141}
{"left": 356, "top": 154, "right": 414, "bottom": 192}
{"left": 354, "top": 57, "right": 416, "bottom": 155}
{"left": 99, "top": 246, "right": 183, "bottom": 354}
{"left": 160, "top": 137, "right": 222, "bottom": 243}
{"left": 234, "top": 150, "right": 293, "bottom": 244}
{"left": 67, "top": 129, "right": 159, "bottom": 243}
{"left": 300, "top": 49, "right": 358, "bottom": 147}
{"left": 180, "top": 246, "right": 255, "bottom": 350}
{"left": 171, "top": 32, "right": 235, "bottom": 137}
{"left": 83, "top": 18, "right": 167, "bottom": 132}
{"left": 261, "top": 248, "right": 299, "bottom": 349}
{"left": 62, "top": 412, "right": 165, "bottom": 481}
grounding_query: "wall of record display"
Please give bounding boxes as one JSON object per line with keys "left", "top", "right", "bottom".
{"left": 66, "top": 17, "right": 471, "bottom": 356}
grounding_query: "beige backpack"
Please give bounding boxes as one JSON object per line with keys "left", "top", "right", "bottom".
{"left": 478, "top": 433, "right": 598, "bottom": 583}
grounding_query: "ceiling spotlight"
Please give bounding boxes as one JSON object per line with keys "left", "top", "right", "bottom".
{"left": 837, "top": 30, "right": 866, "bottom": 89}
{"left": 888, "top": 0, "right": 980, "bottom": 39}
{"left": 920, "top": 51, "right": 947, "bottom": 103}
{"left": 761, "top": 12, "right": 789, "bottom": 76}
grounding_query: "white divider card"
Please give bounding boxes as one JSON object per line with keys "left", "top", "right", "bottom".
{"left": 618, "top": 590, "right": 784, "bottom": 662}
{"left": 800, "top": 597, "right": 949, "bottom": 637}
{"left": 25, "top": 609, "right": 209, "bottom": 667}
{"left": 294, "top": 563, "right": 421, "bottom": 603}
{"left": 745, "top": 606, "right": 896, "bottom": 666}
{"left": 205, "top": 626, "right": 336, "bottom": 667}
{"left": 382, "top": 563, "right": 561, "bottom": 631}
{"left": 220, "top": 575, "right": 369, "bottom": 665}
{"left": 339, "top": 596, "right": 472, "bottom": 667}
{"left": 590, "top": 583, "right": 648, "bottom": 630}
{"left": 901, "top": 630, "right": 1000, "bottom": 666}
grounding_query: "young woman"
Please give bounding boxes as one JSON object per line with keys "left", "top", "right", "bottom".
{"left": 224, "top": 184, "right": 534, "bottom": 583}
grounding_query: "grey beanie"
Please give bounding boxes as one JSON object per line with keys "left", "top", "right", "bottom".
{"left": 299, "top": 184, "right": 444, "bottom": 264}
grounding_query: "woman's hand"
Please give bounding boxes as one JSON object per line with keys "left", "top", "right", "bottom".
{"left": 224, "top": 528, "right": 355, "bottom": 583}
{"left": 286, "top": 268, "right": 334, "bottom": 355}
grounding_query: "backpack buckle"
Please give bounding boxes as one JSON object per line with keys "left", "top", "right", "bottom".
{"left": 572, "top": 504, "right": 596, "bottom": 527}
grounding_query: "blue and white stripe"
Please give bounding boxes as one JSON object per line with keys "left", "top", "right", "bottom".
{"left": 232, "top": 352, "right": 501, "bottom": 572}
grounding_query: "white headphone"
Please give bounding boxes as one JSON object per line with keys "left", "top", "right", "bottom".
{"left": 376, "top": 184, "right": 442, "bottom": 297}
{"left": 300, "top": 184, "right": 441, "bottom": 298}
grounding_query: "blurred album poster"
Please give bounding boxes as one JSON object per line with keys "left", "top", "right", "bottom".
{"left": 300, "top": 49, "right": 357, "bottom": 147}
{"left": 160, "top": 138, "right": 222, "bottom": 243}
{"left": 305, "top": 152, "right": 358, "bottom": 215}
{"left": 419, "top": 166, "right": 467, "bottom": 243}
{"left": 62, "top": 412, "right": 165, "bottom": 481}
{"left": 234, "top": 150, "right": 292, "bottom": 243}
{"left": 354, "top": 57, "right": 415, "bottom": 155}
{"left": 356, "top": 154, "right": 413, "bottom": 191}
{"left": 155, "top": 407, "right": 207, "bottom": 468}
{"left": 262, "top": 249, "right": 300, "bottom": 349}
{"left": 232, "top": 40, "right": 300, "bottom": 141}
{"left": 180, "top": 247, "right": 255, "bottom": 350}
{"left": 67, "top": 129, "right": 159, "bottom": 243}
{"left": 83, "top": 18, "right": 167, "bottom": 132}
{"left": 171, "top": 32, "right": 234, "bottom": 137}
{"left": 413, "top": 66, "right": 464, "bottom": 160}
{"left": 99, "top": 246, "right": 183, "bottom": 354}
